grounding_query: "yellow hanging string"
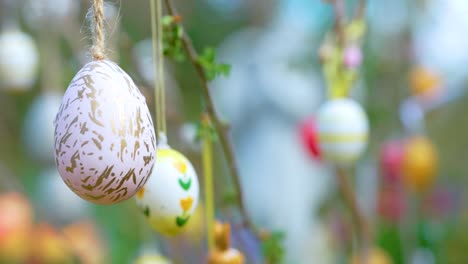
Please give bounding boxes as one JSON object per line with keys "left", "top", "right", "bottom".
{"left": 150, "top": 0, "right": 167, "bottom": 137}
{"left": 202, "top": 115, "right": 215, "bottom": 251}
{"left": 157, "top": 0, "right": 167, "bottom": 134}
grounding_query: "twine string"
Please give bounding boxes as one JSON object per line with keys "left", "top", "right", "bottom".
{"left": 92, "top": 0, "right": 106, "bottom": 60}
{"left": 150, "top": 0, "right": 167, "bottom": 137}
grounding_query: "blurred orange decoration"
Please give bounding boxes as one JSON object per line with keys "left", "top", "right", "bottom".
{"left": 410, "top": 66, "right": 442, "bottom": 99}
{"left": 0, "top": 192, "right": 33, "bottom": 263}
{"left": 350, "top": 248, "right": 393, "bottom": 264}
{"left": 402, "top": 136, "right": 438, "bottom": 193}
{"left": 63, "top": 221, "right": 107, "bottom": 264}
{"left": 30, "top": 223, "right": 74, "bottom": 264}
{"left": 208, "top": 221, "right": 244, "bottom": 264}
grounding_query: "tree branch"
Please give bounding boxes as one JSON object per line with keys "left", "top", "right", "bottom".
{"left": 336, "top": 167, "right": 371, "bottom": 260}
{"left": 163, "top": 0, "right": 257, "bottom": 235}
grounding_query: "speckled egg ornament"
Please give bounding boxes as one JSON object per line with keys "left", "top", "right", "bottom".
{"left": 135, "top": 141, "right": 199, "bottom": 236}
{"left": 317, "top": 98, "right": 369, "bottom": 165}
{"left": 23, "top": 92, "right": 62, "bottom": 164}
{"left": 54, "top": 60, "right": 156, "bottom": 204}
{"left": 0, "top": 30, "right": 39, "bottom": 91}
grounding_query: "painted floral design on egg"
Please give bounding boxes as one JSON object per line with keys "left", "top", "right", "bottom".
{"left": 136, "top": 145, "right": 199, "bottom": 236}
{"left": 54, "top": 60, "right": 156, "bottom": 204}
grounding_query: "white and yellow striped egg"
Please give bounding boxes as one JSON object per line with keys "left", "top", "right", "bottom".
{"left": 135, "top": 144, "right": 199, "bottom": 236}
{"left": 317, "top": 98, "right": 369, "bottom": 165}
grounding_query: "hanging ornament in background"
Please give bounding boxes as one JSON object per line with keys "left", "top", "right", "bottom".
{"left": 23, "top": 0, "right": 80, "bottom": 28}
{"left": 30, "top": 223, "right": 74, "bottom": 264}
{"left": 62, "top": 221, "right": 107, "bottom": 264}
{"left": 54, "top": 0, "right": 156, "bottom": 204}
{"left": 379, "top": 140, "right": 405, "bottom": 184}
{"left": 317, "top": 98, "right": 369, "bottom": 166}
{"left": 208, "top": 221, "right": 245, "bottom": 264}
{"left": 22, "top": 93, "right": 62, "bottom": 164}
{"left": 0, "top": 30, "right": 39, "bottom": 92}
{"left": 135, "top": 140, "right": 199, "bottom": 236}
{"left": 37, "top": 168, "right": 89, "bottom": 224}
{"left": 402, "top": 136, "right": 438, "bottom": 193}
{"left": 0, "top": 193, "right": 33, "bottom": 263}
{"left": 349, "top": 247, "right": 393, "bottom": 264}
{"left": 133, "top": 254, "right": 171, "bottom": 264}
{"left": 410, "top": 66, "right": 442, "bottom": 101}
{"left": 299, "top": 117, "right": 321, "bottom": 159}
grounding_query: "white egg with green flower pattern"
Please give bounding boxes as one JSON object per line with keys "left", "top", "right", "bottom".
{"left": 136, "top": 144, "right": 199, "bottom": 236}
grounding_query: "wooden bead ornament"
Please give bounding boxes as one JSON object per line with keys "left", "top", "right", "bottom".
{"left": 317, "top": 98, "right": 369, "bottom": 165}
{"left": 54, "top": 0, "right": 156, "bottom": 204}
{"left": 135, "top": 136, "right": 199, "bottom": 236}
{"left": 208, "top": 221, "right": 245, "bottom": 264}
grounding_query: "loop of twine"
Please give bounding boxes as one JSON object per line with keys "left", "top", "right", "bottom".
{"left": 92, "top": 0, "right": 106, "bottom": 60}
{"left": 151, "top": 0, "right": 167, "bottom": 136}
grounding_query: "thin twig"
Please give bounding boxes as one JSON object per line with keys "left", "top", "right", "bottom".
{"left": 331, "top": 0, "right": 346, "bottom": 46}
{"left": 163, "top": 0, "right": 257, "bottom": 236}
{"left": 354, "top": 0, "right": 367, "bottom": 20}
{"left": 336, "top": 167, "right": 371, "bottom": 261}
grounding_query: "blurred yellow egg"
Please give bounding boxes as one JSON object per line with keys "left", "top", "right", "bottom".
{"left": 350, "top": 248, "right": 393, "bottom": 264}
{"left": 63, "top": 221, "right": 107, "bottom": 264}
{"left": 133, "top": 254, "right": 171, "bottom": 264}
{"left": 410, "top": 67, "right": 441, "bottom": 97}
{"left": 31, "top": 223, "right": 74, "bottom": 264}
{"left": 0, "top": 192, "right": 33, "bottom": 263}
{"left": 403, "top": 137, "right": 438, "bottom": 193}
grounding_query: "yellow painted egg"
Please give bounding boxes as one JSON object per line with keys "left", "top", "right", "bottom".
{"left": 402, "top": 136, "right": 438, "bottom": 193}
{"left": 350, "top": 248, "right": 393, "bottom": 264}
{"left": 317, "top": 98, "right": 369, "bottom": 165}
{"left": 410, "top": 67, "right": 441, "bottom": 97}
{"left": 135, "top": 142, "right": 199, "bottom": 236}
{"left": 0, "top": 30, "right": 39, "bottom": 92}
{"left": 133, "top": 254, "right": 171, "bottom": 264}
{"left": 54, "top": 60, "right": 156, "bottom": 204}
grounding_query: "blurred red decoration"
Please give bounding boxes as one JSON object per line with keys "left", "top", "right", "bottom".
{"left": 30, "top": 223, "right": 74, "bottom": 264}
{"left": 379, "top": 140, "right": 405, "bottom": 184}
{"left": 63, "top": 221, "right": 107, "bottom": 264}
{"left": 299, "top": 117, "right": 321, "bottom": 159}
{"left": 377, "top": 187, "right": 406, "bottom": 223}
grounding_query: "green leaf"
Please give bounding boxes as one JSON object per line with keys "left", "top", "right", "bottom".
{"left": 262, "top": 231, "right": 286, "bottom": 264}
{"left": 198, "top": 47, "right": 231, "bottom": 81}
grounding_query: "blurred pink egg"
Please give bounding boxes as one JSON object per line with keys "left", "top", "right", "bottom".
{"left": 379, "top": 140, "right": 404, "bottom": 184}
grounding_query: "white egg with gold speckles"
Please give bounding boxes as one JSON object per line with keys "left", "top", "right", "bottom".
{"left": 317, "top": 98, "right": 369, "bottom": 165}
{"left": 54, "top": 60, "right": 156, "bottom": 205}
{"left": 136, "top": 143, "right": 199, "bottom": 236}
{"left": 0, "top": 30, "right": 39, "bottom": 92}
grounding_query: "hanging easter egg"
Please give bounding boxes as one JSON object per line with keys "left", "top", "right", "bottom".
{"left": 317, "top": 98, "right": 369, "bottom": 165}
{"left": 22, "top": 92, "right": 62, "bottom": 164}
{"left": 299, "top": 117, "right": 321, "bottom": 159}
{"left": 379, "top": 140, "right": 404, "bottom": 184}
{"left": 350, "top": 248, "right": 393, "bottom": 264}
{"left": 0, "top": 30, "right": 39, "bottom": 92}
{"left": 135, "top": 143, "right": 199, "bottom": 236}
{"left": 0, "top": 193, "right": 33, "bottom": 263}
{"left": 133, "top": 254, "right": 171, "bottom": 264}
{"left": 402, "top": 136, "right": 438, "bottom": 193}
{"left": 37, "top": 168, "right": 88, "bottom": 224}
{"left": 409, "top": 67, "right": 442, "bottom": 99}
{"left": 63, "top": 221, "right": 107, "bottom": 264}
{"left": 23, "top": 0, "right": 79, "bottom": 27}
{"left": 54, "top": 60, "right": 156, "bottom": 204}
